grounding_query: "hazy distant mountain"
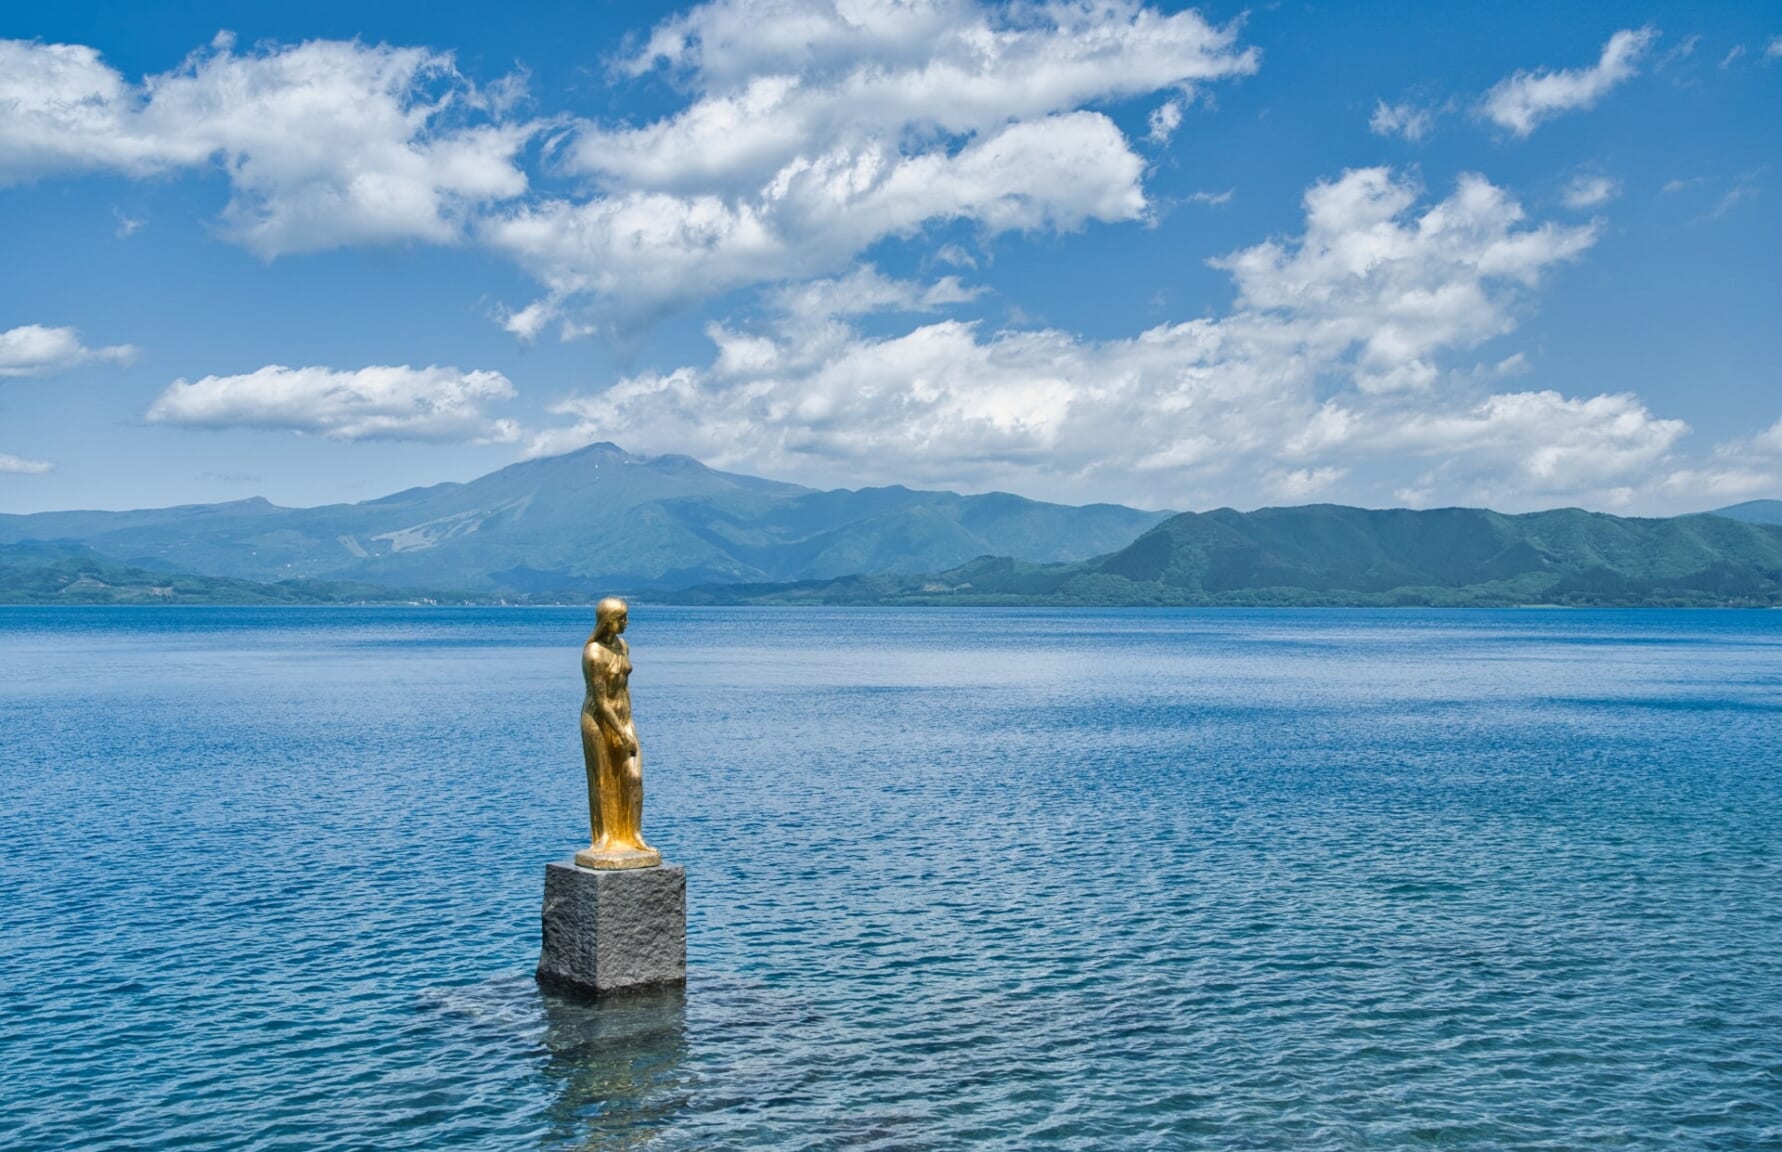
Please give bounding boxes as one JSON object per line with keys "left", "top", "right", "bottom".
{"left": 674, "top": 505, "right": 1782, "bottom": 607}
{"left": 0, "top": 443, "right": 1171, "bottom": 594}
{"left": 1713, "top": 500, "right": 1782, "bottom": 526}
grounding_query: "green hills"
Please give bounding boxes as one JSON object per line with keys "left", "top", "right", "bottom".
{"left": 671, "top": 505, "right": 1782, "bottom": 607}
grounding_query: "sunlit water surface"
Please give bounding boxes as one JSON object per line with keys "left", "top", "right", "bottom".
{"left": 2, "top": 607, "right": 1779, "bottom": 1151}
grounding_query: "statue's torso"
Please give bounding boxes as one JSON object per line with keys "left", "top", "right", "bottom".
{"left": 584, "top": 640, "right": 634, "bottom": 729}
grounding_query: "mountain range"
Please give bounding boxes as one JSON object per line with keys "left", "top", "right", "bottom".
{"left": 0, "top": 442, "right": 1169, "bottom": 595}
{"left": 672, "top": 504, "right": 1782, "bottom": 607}
{"left": 1713, "top": 499, "right": 1782, "bottom": 527}
{"left": 2, "top": 445, "right": 1778, "bottom": 607}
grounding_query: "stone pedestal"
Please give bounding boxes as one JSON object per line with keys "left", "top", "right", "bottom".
{"left": 536, "top": 861, "right": 686, "bottom": 997}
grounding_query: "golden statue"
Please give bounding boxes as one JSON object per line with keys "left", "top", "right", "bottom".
{"left": 575, "top": 597, "right": 661, "bottom": 870}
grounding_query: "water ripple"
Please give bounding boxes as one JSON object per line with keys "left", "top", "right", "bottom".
{"left": 1, "top": 607, "right": 1779, "bottom": 1150}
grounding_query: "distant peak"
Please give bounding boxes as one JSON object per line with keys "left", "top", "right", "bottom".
{"left": 359, "top": 482, "right": 463, "bottom": 507}
{"left": 192, "top": 495, "right": 284, "bottom": 512}
{"left": 562, "top": 441, "right": 629, "bottom": 460}
{"left": 646, "top": 452, "right": 709, "bottom": 471}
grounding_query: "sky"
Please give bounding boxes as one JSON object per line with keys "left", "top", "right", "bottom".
{"left": 0, "top": 0, "right": 1778, "bottom": 516}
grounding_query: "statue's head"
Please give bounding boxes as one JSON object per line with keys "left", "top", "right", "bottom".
{"left": 594, "top": 596, "right": 629, "bottom": 638}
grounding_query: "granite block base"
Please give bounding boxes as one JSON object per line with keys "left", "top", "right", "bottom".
{"left": 536, "top": 861, "right": 686, "bottom": 997}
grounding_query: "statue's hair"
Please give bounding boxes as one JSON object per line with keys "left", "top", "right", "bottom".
{"left": 593, "top": 596, "right": 629, "bottom": 638}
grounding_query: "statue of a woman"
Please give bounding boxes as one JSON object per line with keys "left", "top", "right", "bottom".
{"left": 574, "top": 597, "right": 661, "bottom": 870}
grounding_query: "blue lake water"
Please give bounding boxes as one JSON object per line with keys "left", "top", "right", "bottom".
{"left": 2, "top": 606, "right": 1779, "bottom": 1151}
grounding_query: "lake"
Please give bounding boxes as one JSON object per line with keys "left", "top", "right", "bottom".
{"left": 2, "top": 607, "right": 1779, "bottom": 1150}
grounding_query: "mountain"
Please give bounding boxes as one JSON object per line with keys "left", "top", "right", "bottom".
{"left": 0, "top": 540, "right": 447, "bottom": 605}
{"left": 670, "top": 505, "right": 1782, "bottom": 607}
{"left": 0, "top": 443, "right": 1172, "bottom": 595}
{"left": 1714, "top": 499, "right": 1782, "bottom": 526}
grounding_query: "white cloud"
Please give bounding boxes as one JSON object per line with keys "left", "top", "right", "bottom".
{"left": 1481, "top": 27, "right": 1657, "bottom": 136}
{"left": 1660, "top": 172, "right": 1760, "bottom": 222}
{"left": 145, "top": 364, "right": 520, "bottom": 442}
{"left": 1304, "top": 391, "right": 1686, "bottom": 509}
{"left": 1659, "top": 417, "right": 1782, "bottom": 502}
{"left": 1266, "top": 466, "right": 1349, "bottom": 501}
{"left": 1562, "top": 174, "right": 1619, "bottom": 208}
{"left": 1369, "top": 99, "right": 1438, "bottom": 141}
{"left": 771, "top": 264, "right": 981, "bottom": 320}
{"left": 1719, "top": 45, "right": 1746, "bottom": 69}
{"left": 1701, "top": 174, "right": 1760, "bottom": 221}
{"left": 591, "top": 0, "right": 1254, "bottom": 191}
{"left": 1147, "top": 99, "right": 1184, "bottom": 144}
{"left": 1490, "top": 353, "right": 1531, "bottom": 377}
{"left": 1768, "top": 36, "right": 1782, "bottom": 59}
{"left": 497, "top": 299, "right": 560, "bottom": 343}
{"left": 0, "top": 324, "right": 137, "bottom": 378}
{"left": 526, "top": 168, "right": 1670, "bottom": 511}
{"left": 489, "top": 0, "right": 1256, "bottom": 328}
{"left": 1759, "top": 418, "right": 1782, "bottom": 454}
{"left": 0, "top": 35, "right": 533, "bottom": 255}
{"left": 6, "top": 9, "right": 1256, "bottom": 323}
{"left": 934, "top": 243, "right": 977, "bottom": 269}
{"left": 0, "top": 452, "right": 53, "bottom": 474}
{"left": 487, "top": 111, "right": 1148, "bottom": 320}
{"left": 1186, "top": 188, "right": 1233, "bottom": 206}
{"left": 1214, "top": 168, "right": 1597, "bottom": 394}
{"left": 1657, "top": 34, "right": 1699, "bottom": 69}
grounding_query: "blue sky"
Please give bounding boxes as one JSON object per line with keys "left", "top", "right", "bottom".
{"left": 1, "top": 0, "right": 1777, "bottom": 515}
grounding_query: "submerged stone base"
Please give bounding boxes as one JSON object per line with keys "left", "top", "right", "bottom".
{"left": 536, "top": 861, "right": 686, "bottom": 997}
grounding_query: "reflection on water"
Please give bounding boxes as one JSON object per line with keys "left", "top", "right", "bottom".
{"left": 540, "top": 986, "right": 689, "bottom": 1151}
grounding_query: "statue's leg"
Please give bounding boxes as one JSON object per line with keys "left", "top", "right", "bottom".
{"left": 626, "top": 751, "right": 648, "bottom": 848}
{"left": 598, "top": 736, "right": 626, "bottom": 848}
{"left": 580, "top": 711, "right": 605, "bottom": 848}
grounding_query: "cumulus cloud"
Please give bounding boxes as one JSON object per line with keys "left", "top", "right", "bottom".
{"left": 146, "top": 364, "right": 520, "bottom": 441}
{"left": 523, "top": 167, "right": 1678, "bottom": 510}
{"left": 1310, "top": 391, "right": 1686, "bottom": 509}
{"left": 1657, "top": 416, "right": 1782, "bottom": 502}
{"left": 487, "top": 0, "right": 1256, "bottom": 328}
{"left": 1481, "top": 27, "right": 1657, "bottom": 136}
{"left": 592, "top": 0, "right": 1253, "bottom": 189}
{"left": 488, "top": 110, "right": 1147, "bottom": 321}
{"left": 0, "top": 452, "right": 53, "bottom": 474}
{"left": 0, "top": 35, "right": 533, "bottom": 255}
{"left": 0, "top": 324, "right": 137, "bottom": 378}
{"left": 1768, "top": 36, "right": 1782, "bottom": 59}
{"left": 6, "top": 7, "right": 1256, "bottom": 322}
{"left": 1369, "top": 99, "right": 1439, "bottom": 141}
{"left": 1214, "top": 168, "right": 1598, "bottom": 394}
{"left": 1562, "top": 174, "right": 1619, "bottom": 208}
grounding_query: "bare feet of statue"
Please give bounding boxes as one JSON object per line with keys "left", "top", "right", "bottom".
{"left": 575, "top": 844, "right": 662, "bottom": 870}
